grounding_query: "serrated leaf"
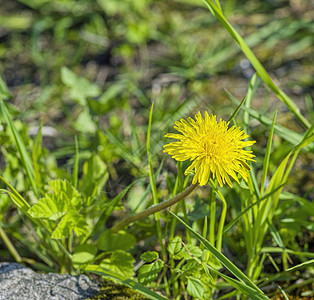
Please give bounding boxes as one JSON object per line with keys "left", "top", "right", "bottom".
{"left": 61, "top": 67, "right": 101, "bottom": 105}
{"left": 49, "top": 179, "right": 81, "bottom": 209}
{"left": 168, "top": 236, "right": 182, "bottom": 257}
{"left": 28, "top": 179, "right": 82, "bottom": 220}
{"left": 174, "top": 244, "right": 203, "bottom": 260}
{"left": 138, "top": 260, "right": 164, "bottom": 285}
{"left": 100, "top": 250, "right": 134, "bottom": 279}
{"left": 187, "top": 277, "right": 204, "bottom": 298}
{"left": 28, "top": 192, "right": 69, "bottom": 220}
{"left": 51, "top": 210, "right": 88, "bottom": 239}
{"left": 72, "top": 244, "right": 97, "bottom": 264}
{"left": 182, "top": 260, "right": 202, "bottom": 273}
{"left": 98, "top": 230, "right": 136, "bottom": 252}
{"left": 140, "top": 251, "right": 159, "bottom": 263}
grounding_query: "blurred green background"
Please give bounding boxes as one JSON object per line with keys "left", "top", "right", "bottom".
{"left": 1, "top": 0, "right": 313, "bottom": 191}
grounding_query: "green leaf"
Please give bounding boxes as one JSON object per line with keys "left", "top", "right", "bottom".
{"left": 100, "top": 250, "right": 134, "bottom": 279}
{"left": 72, "top": 244, "right": 97, "bottom": 264}
{"left": 61, "top": 67, "right": 101, "bottom": 106}
{"left": 51, "top": 210, "right": 88, "bottom": 239}
{"left": 182, "top": 260, "right": 202, "bottom": 273}
{"left": 168, "top": 236, "right": 182, "bottom": 257}
{"left": 28, "top": 179, "right": 81, "bottom": 220}
{"left": 138, "top": 260, "right": 164, "bottom": 285}
{"left": 28, "top": 192, "right": 69, "bottom": 220}
{"left": 74, "top": 108, "right": 97, "bottom": 133}
{"left": 98, "top": 230, "right": 136, "bottom": 252}
{"left": 140, "top": 251, "right": 159, "bottom": 263}
{"left": 174, "top": 244, "right": 203, "bottom": 260}
{"left": 49, "top": 179, "right": 81, "bottom": 208}
{"left": 187, "top": 277, "right": 204, "bottom": 298}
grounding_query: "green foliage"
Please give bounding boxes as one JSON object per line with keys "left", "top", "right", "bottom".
{"left": 28, "top": 179, "right": 88, "bottom": 240}
{"left": 100, "top": 250, "right": 134, "bottom": 279}
{"left": 140, "top": 251, "right": 159, "bottom": 263}
{"left": 97, "top": 230, "right": 136, "bottom": 252}
{"left": 0, "top": 0, "right": 313, "bottom": 298}
{"left": 187, "top": 277, "right": 204, "bottom": 299}
{"left": 72, "top": 244, "right": 97, "bottom": 264}
{"left": 138, "top": 260, "right": 164, "bottom": 285}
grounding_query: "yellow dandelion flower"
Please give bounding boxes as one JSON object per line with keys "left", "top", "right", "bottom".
{"left": 163, "top": 111, "right": 256, "bottom": 187}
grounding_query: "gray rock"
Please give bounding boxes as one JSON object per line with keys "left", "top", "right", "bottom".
{"left": 0, "top": 262, "right": 101, "bottom": 300}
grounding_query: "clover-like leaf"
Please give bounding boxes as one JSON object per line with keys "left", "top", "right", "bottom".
{"left": 72, "top": 244, "right": 97, "bottom": 264}
{"left": 187, "top": 277, "right": 204, "bottom": 298}
{"left": 61, "top": 67, "right": 101, "bottom": 106}
{"left": 168, "top": 236, "right": 182, "bottom": 257}
{"left": 100, "top": 250, "right": 134, "bottom": 279}
{"left": 28, "top": 179, "right": 82, "bottom": 220}
{"left": 140, "top": 251, "right": 159, "bottom": 263}
{"left": 138, "top": 260, "right": 164, "bottom": 285}
{"left": 49, "top": 179, "right": 81, "bottom": 209}
{"left": 174, "top": 244, "right": 203, "bottom": 260}
{"left": 98, "top": 230, "right": 136, "bottom": 252}
{"left": 28, "top": 192, "right": 69, "bottom": 220}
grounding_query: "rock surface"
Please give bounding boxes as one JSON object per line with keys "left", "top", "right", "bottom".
{"left": 0, "top": 262, "right": 101, "bottom": 300}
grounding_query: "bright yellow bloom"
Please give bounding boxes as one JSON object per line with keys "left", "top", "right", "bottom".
{"left": 163, "top": 112, "right": 256, "bottom": 187}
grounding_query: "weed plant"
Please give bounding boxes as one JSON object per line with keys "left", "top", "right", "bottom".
{"left": 0, "top": 0, "right": 313, "bottom": 299}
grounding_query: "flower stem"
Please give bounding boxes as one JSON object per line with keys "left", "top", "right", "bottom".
{"left": 111, "top": 183, "right": 199, "bottom": 233}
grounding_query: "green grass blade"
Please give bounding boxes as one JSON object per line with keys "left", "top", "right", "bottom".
{"left": 84, "top": 264, "right": 168, "bottom": 300}
{"left": 32, "top": 119, "right": 44, "bottom": 193}
{"left": 261, "top": 247, "right": 314, "bottom": 259}
{"left": 223, "top": 182, "right": 286, "bottom": 234}
{"left": 104, "top": 129, "right": 142, "bottom": 167}
{"left": 169, "top": 211, "right": 267, "bottom": 296}
{"left": 226, "top": 94, "right": 247, "bottom": 123}
{"left": 278, "top": 286, "right": 290, "bottom": 300}
{"left": 286, "top": 259, "right": 314, "bottom": 272}
{"left": 228, "top": 96, "right": 313, "bottom": 152}
{"left": 266, "top": 218, "right": 291, "bottom": 263}
{"left": 86, "top": 183, "right": 135, "bottom": 242}
{"left": 291, "top": 121, "right": 314, "bottom": 153}
{"left": 260, "top": 111, "right": 277, "bottom": 196}
{"left": 147, "top": 103, "right": 165, "bottom": 259}
{"left": 0, "top": 224, "right": 22, "bottom": 263}
{"left": 209, "top": 266, "right": 268, "bottom": 300}
{"left": 201, "top": 0, "right": 310, "bottom": 128}
{"left": 73, "top": 136, "right": 79, "bottom": 188}
{"left": 0, "top": 99, "right": 39, "bottom": 197}
{"left": 0, "top": 176, "right": 31, "bottom": 213}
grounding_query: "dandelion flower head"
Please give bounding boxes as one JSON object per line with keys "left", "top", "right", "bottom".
{"left": 163, "top": 112, "right": 256, "bottom": 187}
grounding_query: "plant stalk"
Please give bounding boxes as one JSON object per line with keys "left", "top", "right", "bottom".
{"left": 111, "top": 183, "right": 199, "bottom": 233}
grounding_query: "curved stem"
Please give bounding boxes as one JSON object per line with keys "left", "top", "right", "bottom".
{"left": 111, "top": 183, "right": 199, "bottom": 233}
